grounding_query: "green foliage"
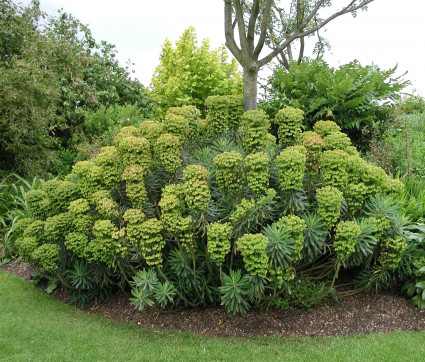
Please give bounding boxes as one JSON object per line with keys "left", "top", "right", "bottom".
{"left": 137, "top": 218, "right": 165, "bottom": 267}
{"left": 182, "top": 165, "right": 211, "bottom": 213}
{"left": 167, "top": 105, "right": 201, "bottom": 138}
{"left": 316, "top": 186, "right": 343, "bottom": 229}
{"left": 313, "top": 120, "right": 341, "bottom": 137}
{"left": 276, "top": 149, "right": 306, "bottom": 192}
{"left": 369, "top": 111, "right": 425, "bottom": 177}
{"left": 0, "top": 174, "right": 44, "bottom": 261}
{"left": 150, "top": 27, "right": 242, "bottom": 116}
{"left": 244, "top": 152, "right": 270, "bottom": 196}
{"left": 207, "top": 222, "right": 232, "bottom": 265}
{"left": 205, "top": 95, "right": 244, "bottom": 134}
{"left": 87, "top": 220, "right": 125, "bottom": 266}
{"left": 213, "top": 151, "right": 244, "bottom": 195}
{"left": 10, "top": 98, "right": 421, "bottom": 315}
{"left": 263, "top": 223, "right": 294, "bottom": 269}
{"left": 403, "top": 265, "right": 425, "bottom": 309}
{"left": 277, "top": 215, "right": 306, "bottom": 262}
{"left": 0, "top": 2, "right": 153, "bottom": 177}
{"left": 262, "top": 58, "right": 408, "bottom": 148}
{"left": 380, "top": 236, "right": 408, "bottom": 270}
{"left": 163, "top": 112, "right": 190, "bottom": 144}
{"left": 219, "top": 269, "right": 252, "bottom": 316}
{"left": 122, "top": 165, "right": 148, "bottom": 209}
{"left": 274, "top": 107, "right": 304, "bottom": 146}
{"left": 154, "top": 133, "right": 181, "bottom": 174}
{"left": 31, "top": 243, "right": 61, "bottom": 274}
{"left": 117, "top": 136, "right": 151, "bottom": 171}
{"left": 320, "top": 150, "right": 348, "bottom": 189}
{"left": 240, "top": 110, "right": 270, "bottom": 152}
{"left": 301, "top": 212, "right": 327, "bottom": 262}
{"left": 333, "top": 221, "right": 361, "bottom": 261}
{"left": 237, "top": 234, "right": 269, "bottom": 278}
{"left": 229, "top": 190, "right": 276, "bottom": 237}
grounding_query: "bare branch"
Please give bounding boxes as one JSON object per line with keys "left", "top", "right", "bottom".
{"left": 259, "top": 0, "right": 375, "bottom": 67}
{"left": 224, "top": 0, "right": 242, "bottom": 60}
{"left": 297, "top": 37, "right": 305, "bottom": 64}
{"left": 233, "top": 0, "right": 249, "bottom": 53}
{"left": 247, "top": 0, "right": 260, "bottom": 52}
{"left": 253, "top": 0, "right": 273, "bottom": 58}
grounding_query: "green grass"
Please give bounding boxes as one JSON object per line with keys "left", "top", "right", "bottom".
{"left": 0, "top": 270, "right": 424, "bottom": 361}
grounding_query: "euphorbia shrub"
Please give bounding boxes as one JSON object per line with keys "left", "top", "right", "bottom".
{"left": 15, "top": 101, "right": 418, "bottom": 315}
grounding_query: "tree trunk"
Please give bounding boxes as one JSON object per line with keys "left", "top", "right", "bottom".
{"left": 243, "top": 67, "right": 258, "bottom": 111}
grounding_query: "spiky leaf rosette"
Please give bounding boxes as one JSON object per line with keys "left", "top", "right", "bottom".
{"left": 219, "top": 269, "right": 252, "bottom": 316}
{"left": 182, "top": 164, "right": 211, "bottom": 213}
{"left": 316, "top": 186, "right": 343, "bottom": 229}
{"left": 213, "top": 151, "right": 244, "bottom": 195}
{"left": 276, "top": 214, "right": 306, "bottom": 262}
{"left": 122, "top": 165, "right": 148, "bottom": 209}
{"left": 263, "top": 222, "right": 295, "bottom": 269}
{"left": 301, "top": 212, "right": 327, "bottom": 262}
{"left": 274, "top": 106, "right": 304, "bottom": 146}
{"left": 333, "top": 221, "right": 361, "bottom": 261}
{"left": 207, "top": 222, "right": 232, "bottom": 265}
{"left": 244, "top": 152, "right": 270, "bottom": 196}
{"left": 240, "top": 110, "right": 270, "bottom": 152}
{"left": 237, "top": 233, "right": 269, "bottom": 278}
{"left": 275, "top": 148, "right": 306, "bottom": 192}
{"left": 154, "top": 133, "right": 182, "bottom": 174}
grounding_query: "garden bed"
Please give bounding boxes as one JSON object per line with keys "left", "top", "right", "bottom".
{"left": 3, "top": 260, "right": 425, "bottom": 338}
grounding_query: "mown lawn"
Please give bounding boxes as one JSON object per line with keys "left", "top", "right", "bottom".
{"left": 0, "top": 270, "right": 423, "bottom": 361}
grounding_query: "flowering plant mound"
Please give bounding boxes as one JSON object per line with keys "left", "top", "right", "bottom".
{"left": 16, "top": 97, "right": 417, "bottom": 315}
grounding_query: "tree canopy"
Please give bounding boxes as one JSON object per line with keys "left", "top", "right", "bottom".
{"left": 0, "top": 1, "right": 153, "bottom": 176}
{"left": 150, "top": 27, "right": 243, "bottom": 117}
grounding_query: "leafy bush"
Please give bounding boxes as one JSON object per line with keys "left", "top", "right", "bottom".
{"left": 12, "top": 101, "right": 422, "bottom": 315}
{"left": 261, "top": 59, "right": 408, "bottom": 148}
{"left": 368, "top": 111, "right": 425, "bottom": 178}
{"left": 0, "top": 1, "right": 153, "bottom": 177}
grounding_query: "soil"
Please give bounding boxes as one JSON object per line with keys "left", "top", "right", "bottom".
{"left": 2, "top": 259, "right": 425, "bottom": 338}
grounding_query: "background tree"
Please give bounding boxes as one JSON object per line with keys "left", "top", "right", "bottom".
{"left": 150, "top": 27, "right": 243, "bottom": 117}
{"left": 0, "top": 1, "right": 153, "bottom": 177}
{"left": 224, "top": 0, "right": 375, "bottom": 111}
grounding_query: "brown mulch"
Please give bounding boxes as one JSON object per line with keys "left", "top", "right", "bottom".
{"left": 2, "top": 259, "right": 425, "bottom": 338}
